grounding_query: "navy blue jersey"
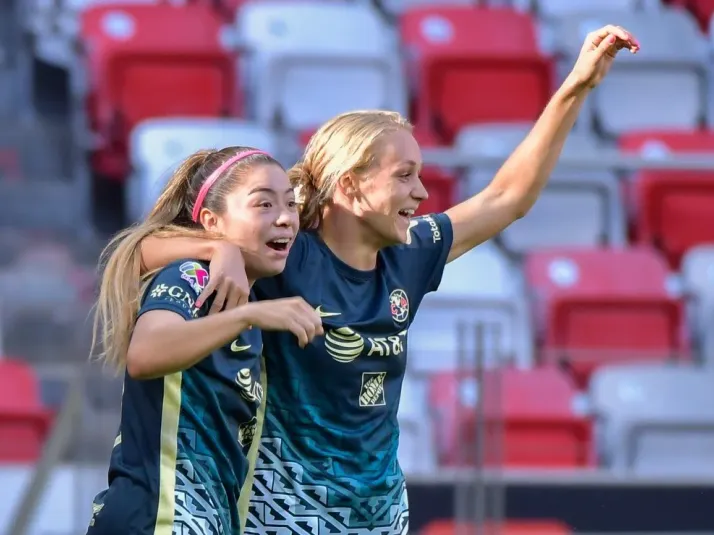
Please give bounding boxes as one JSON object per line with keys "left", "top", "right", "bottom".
{"left": 88, "top": 260, "right": 265, "bottom": 535}
{"left": 246, "top": 214, "right": 453, "bottom": 534}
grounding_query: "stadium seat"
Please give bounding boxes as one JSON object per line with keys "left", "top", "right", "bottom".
{"left": 236, "top": 1, "right": 406, "bottom": 134}
{"left": 26, "top": 0, "right": 162, "bottom": 66}
{"left": 413, "top": 128, "right": 456, "bottom": 215}
{"left": 528, "top": 0, "right": 642, "bottom": 19}
{"left": 619, "top": 130, "right": 714, "bottom": 269}
{"left": 397, "top": 375, "right": 437, "bottom": 475}
{"left": 525, "top": 247, "right": 687, "bottom": 387}
{"left": 459, "top": 124, "right": 626, "bottom": 252}
{"left": 0, "top": 359, "right": 52, "bottom": 462}
{"left": 555, "top": 8, "right": 707, "bottom": 137}
{"left": 127, "top": 118, "right": 280, "bottom": 222}
{"left": 422, "top": 519, "right": 571, "bottom": 535}
{"left": 428, "top": 366, "right": 592, "bottom": 468}
{"left": 376, "top": 0, "right": 474, "bottom": 18}
{"left": 80, "top": 3, "right": 239, "bottom": 180}
{"left": 681, "top": 244, "right": 714, "bottom": 364}
{"left": 400, "top": 6, "right": 553, "bottom": 143}
{"left": 0, "top": 148, "right": 20, "bottom": 181}
{"left": 408, "top": 240, "right": 534, "bottom": 372}
{"left": 664, "top": 0, "right": 714, "bottom": 30}
{"left": 0, "top": 243, "right": 87, "bottom": 320}
{"left": 189, "top": 0, "right": 250, "bottom": 19}
{"left": 590, "top": 363, "right": 714, "bottom": 474}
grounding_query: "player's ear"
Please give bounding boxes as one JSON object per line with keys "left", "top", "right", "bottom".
{"left": 338, "top": 173, "right": 361, "bottom": 201}
{"left": 199, "top": 208, "right": 222, "bottom": 233}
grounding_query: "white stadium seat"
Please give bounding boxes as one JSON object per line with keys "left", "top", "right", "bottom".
{"left": 236, "top": 1, "right": 407, "bottom": 132}
{"left": 458, "top": 123, "right": 626, "bottom": 252}
{"left": 408, "top": 240, "right": 534, "bottom": 372}
{"left": 127, "top": 118, "right": 280, "bottom": 222}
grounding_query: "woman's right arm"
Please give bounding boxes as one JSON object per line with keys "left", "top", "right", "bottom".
{"left": 141, "top": 235, "right": 216, "bottom": 273}
{"left": 127, "top": 297, "right": 323, "bottom": 380}
{"left": 127, "top": 305, "right": 251, "bottom": 379}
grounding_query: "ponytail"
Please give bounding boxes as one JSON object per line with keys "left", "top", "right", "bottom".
{"left": 289, "top": 164, "right": 322, "bottom": 230}
{"left": 92, "top": 151, "right": 216, "bottom": 370}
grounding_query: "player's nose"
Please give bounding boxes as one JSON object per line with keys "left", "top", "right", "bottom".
{"left": 274, "top": 208, "right": 296, "bottom": 228}
{"left": 413, "top": 176, "right": 429, "bottom": 202}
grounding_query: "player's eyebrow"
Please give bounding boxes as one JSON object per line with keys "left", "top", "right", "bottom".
{"left": 248, "top": 187, "right": 295, "bottom": 195}
{"left": 397, "top": 159, "right": 423, "bottom": 170}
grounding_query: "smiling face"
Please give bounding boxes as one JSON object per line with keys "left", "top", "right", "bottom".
{"left": 347, "top": 129, "right": 428, "bottom": 247}
{"left": 200, "top": 162, "right": 299, "bottom": 279}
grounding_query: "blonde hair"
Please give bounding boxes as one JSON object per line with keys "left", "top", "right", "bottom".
{"left": 290, "top": 110, "right": 412, "bottom": 229}
{"left": 92, "top": 147, "right": 281, "bottom": 371}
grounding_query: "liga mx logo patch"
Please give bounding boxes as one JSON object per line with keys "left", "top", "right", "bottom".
{"left": 179, "top": 261, "right": 209, "bottom": 295}
{"left": 389, "top": 289, "right": 409, "bottom": 324}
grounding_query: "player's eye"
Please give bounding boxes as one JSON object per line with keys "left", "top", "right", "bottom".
{"left": 258, "top": 201, "right": 273, "bottom": 209}
{"left": 287, "top": 200, "right": 298, "bottom": 210}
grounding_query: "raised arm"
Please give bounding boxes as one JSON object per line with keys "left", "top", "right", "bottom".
{"left": 445, "top": 25, "right": 639, "bottom": 262}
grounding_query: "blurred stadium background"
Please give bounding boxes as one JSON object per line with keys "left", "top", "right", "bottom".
{"left": 4, "top": 0, "right": 714, "bottom": 533}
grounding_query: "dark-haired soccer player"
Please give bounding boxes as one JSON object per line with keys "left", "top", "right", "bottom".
{"left": 88, "top": 147, "right": 322, "bottom": 535}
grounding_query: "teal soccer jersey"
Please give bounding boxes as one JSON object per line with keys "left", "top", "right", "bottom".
{"left": 88, "top": 260, "right": 265, "bottom": 535}
{"left": 246, "top": 214, "right": 453, "bottom": 534}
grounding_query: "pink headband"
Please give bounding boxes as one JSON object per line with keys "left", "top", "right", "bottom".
{"left": 191, "top": 150, "right": 268, "bottom": 222}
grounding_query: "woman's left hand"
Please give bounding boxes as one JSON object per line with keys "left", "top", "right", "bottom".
{"left": 568, "top": 25, "right": 640, "bottom": 90}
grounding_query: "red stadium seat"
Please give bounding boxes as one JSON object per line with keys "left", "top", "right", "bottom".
{"left": 525, "top": 248, "right": 686, "bottom": 387}
{"left": 429, "top": 367, "right": 592, "bottom": 469}
{"left": 0, "top": 359, "right": 52, "bottom": 462}
{"left": 422, "top": 520, "right": 571, "bottom": 535}
{"left": 664, "top": 0, "right": 714, "bottom": 30}
{"left": 400, "top": 6, "right": 553, "bottom": 143}
{"left": 0, "top": 148, "right": 21, "bottom": 181}
{"left": 619, "top": 130, "right": 714, "bottom": 269}
{"left": 81, "top": 3, "right": 240, "bottom": 180}
{"left": 189, "top": 0, "right": 250, "bottom": 19}
{"left": 413, "top": 128, "right": 456, "bottom": 215}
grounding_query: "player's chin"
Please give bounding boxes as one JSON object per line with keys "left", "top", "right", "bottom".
{"left": 380, "top": 228, "right": 408, "bottom": 248}
{"left": 254, "top": 256, "right": 288, "bottom": 277}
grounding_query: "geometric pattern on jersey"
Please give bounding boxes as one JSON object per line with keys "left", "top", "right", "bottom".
{"left": 174, "top": 456, "right": 224, "bottom": 534}
{"left": 245, "top": 434, "right": 409, "bottom": 535}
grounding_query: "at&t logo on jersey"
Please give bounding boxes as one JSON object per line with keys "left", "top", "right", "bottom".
{"left": 323, "top": 327, "right": 407, "bottom": 362}
{"left": 389, "top": 289, "right": 410, "bottom": 323}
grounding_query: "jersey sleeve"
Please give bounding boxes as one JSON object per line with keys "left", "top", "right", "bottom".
{"left": 138, "top": 261, "right": 208, "bottom": 321}
{"left": 394, "top": 213, "right": 454, "bottom": 296}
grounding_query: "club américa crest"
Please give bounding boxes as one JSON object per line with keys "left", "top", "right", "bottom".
{"left": 389, "top": 289, "right": 409, "bottom": 323}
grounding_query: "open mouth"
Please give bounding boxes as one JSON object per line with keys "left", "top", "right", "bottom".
{"left": 266, "top": 238, "right": 291, "bottom": 252}
{"left": 398, "top": 209, "right": 415, "bottom": 219}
